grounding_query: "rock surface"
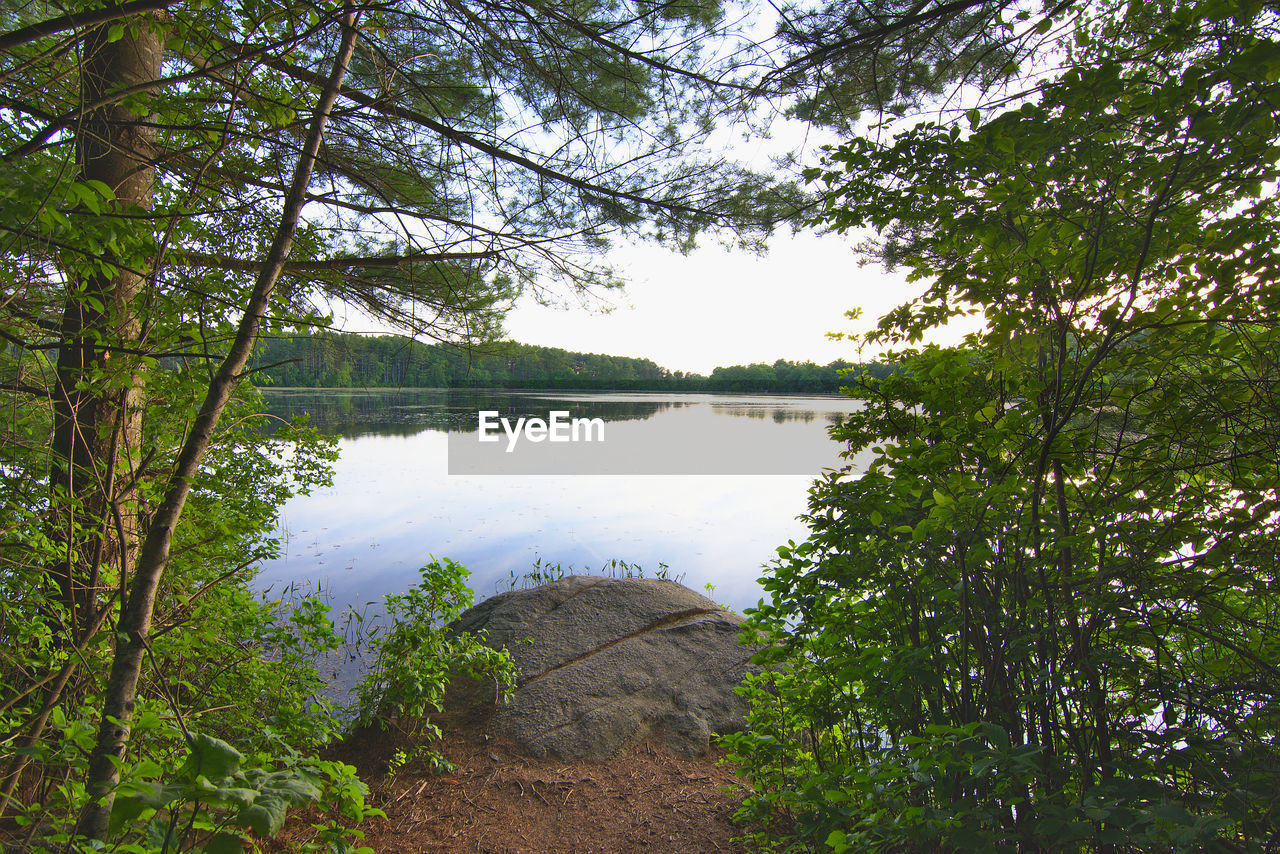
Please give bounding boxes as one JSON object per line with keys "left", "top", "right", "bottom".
{"left": 450, "top": 576, "right": 759, "bottom": 760}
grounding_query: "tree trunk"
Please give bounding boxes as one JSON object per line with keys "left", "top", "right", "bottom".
{"left": 50, "top": 9, "right": 159, "bottom": 640}
{"left": 76, "top": 8, "right": 360, "bottom": 838}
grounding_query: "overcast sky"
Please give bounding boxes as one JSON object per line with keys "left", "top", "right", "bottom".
{"left": 324, "top": 106, "right": 956, "bottom": 376}
{"left": 324, "top": 228, "right": 942, "bottom": 376}
{"left": 473, "top": 114, "right": 964, "bottom": 376}
{"left": 499, "top": 230, "right": 924, "bottom": 376}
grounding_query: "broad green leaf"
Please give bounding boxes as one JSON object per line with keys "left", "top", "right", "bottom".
{"left": 236, "top": 792, "right": 289, "bottom": 836}
{"left": 178, "top": 734, "right": 243, "bottom": 781}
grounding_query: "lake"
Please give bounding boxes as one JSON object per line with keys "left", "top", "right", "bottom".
{"left": 255, "top": 388, "right": 868, "bottom": 617}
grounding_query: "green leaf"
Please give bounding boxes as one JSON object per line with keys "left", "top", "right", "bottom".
{"left": 236, "top": 792, "right": 289, "bottom": 836}
{"left": 178, "top": 734, "right": 243, "bottom": 781}
{"left": 262, "top": 770, "right": 322, "bottom": 805}
{"left": 109, "top": 782, "right": 186, "bottom": 835}
{"left": 205, "top": 831, "right": 246, "bottom": 854}
{"left": 200, "top": 785, "right": 259, "bottom": 809}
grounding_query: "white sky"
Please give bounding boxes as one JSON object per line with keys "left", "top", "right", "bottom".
{"left": 324, "top": 227, "right": 959, "bottom": 377}
{"left": 317, "top": 19, "right": 962, "bottom": 378}
{"left": 320, "top": 28, "right": 980, "bottom": 376}
{"left": 501, "top": 231, "right": 922, "bottom": 375}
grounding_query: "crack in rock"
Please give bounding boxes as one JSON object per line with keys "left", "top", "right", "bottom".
{"left": 520, "top": 607, "right": 721, "bottom": 686}
{"left": 448, "top": 577, "right": 760, "bottom": 760}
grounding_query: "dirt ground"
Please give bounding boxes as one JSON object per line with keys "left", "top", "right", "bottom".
{"left": 300, "top": 711, "right": 752, "bottom": 854}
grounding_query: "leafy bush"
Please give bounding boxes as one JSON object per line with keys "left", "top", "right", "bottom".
{"left": 353, "top": 558, "right": 516, "bottom": 768}
{"left": 0, "top": 388, "right": 360, "bottom": 849}
{"left": 726, "top": 0, "right": 1280, "bottom": 849}
{"left": 9, "top": 706, "right": 378, "bottom": 854}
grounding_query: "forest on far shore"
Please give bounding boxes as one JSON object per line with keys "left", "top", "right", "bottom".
{"left": 253, "top": 330, "right": 892, "bottom": 393}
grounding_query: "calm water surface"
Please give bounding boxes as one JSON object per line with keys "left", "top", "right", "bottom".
{"left": 256, "top": 389, "right": 867, "bottom": 615}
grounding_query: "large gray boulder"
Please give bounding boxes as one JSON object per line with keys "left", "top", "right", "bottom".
{"left": 451, "top": 576, "right": 759, "bottom": 760}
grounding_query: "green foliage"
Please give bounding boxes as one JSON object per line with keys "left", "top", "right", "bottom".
{"left": 252, "top": 329, "right": 889, "bottom": 393}
{"left": 766, "top": 0, "right": 1061, "bottom": 132}
{"left": 0, "top": 377, "right": 351, "bottom": 842}
{"left": 4, "top": 0, "right": 791, "bottom": 842}
{"left": 735, "top": 336, "right": 1280, "bottom": 849}
{"left": 353, "top": 559, "right": 516, "bottom": 765}
{"left": 731, "top": 0, "right": 1280, "bottom": 851}
{"left": 10, "top": 706, "right": 379, "bottom": 853}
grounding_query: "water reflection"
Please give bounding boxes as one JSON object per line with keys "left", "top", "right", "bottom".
{"left": 256, "top": 389, "right": 870, "bottom": 616}
{"left": 709, "top": 406, "right": 820, "bottom": 423}
{"left": 261, "top": 388, "right": 850, "bottom": 440}
{"left": 261, "top": 388, "right": 683, "bottom": 438}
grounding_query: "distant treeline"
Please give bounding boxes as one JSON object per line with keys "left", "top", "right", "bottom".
{"left": 253, "top": 331, "right": 892, "bottom": 393}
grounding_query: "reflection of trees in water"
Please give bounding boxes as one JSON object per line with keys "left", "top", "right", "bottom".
{"left": 712, "top": 406, "right": 819, "bottom": 424}
{"left": 259, "top": 389, "right": 677, "bottom": 438}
